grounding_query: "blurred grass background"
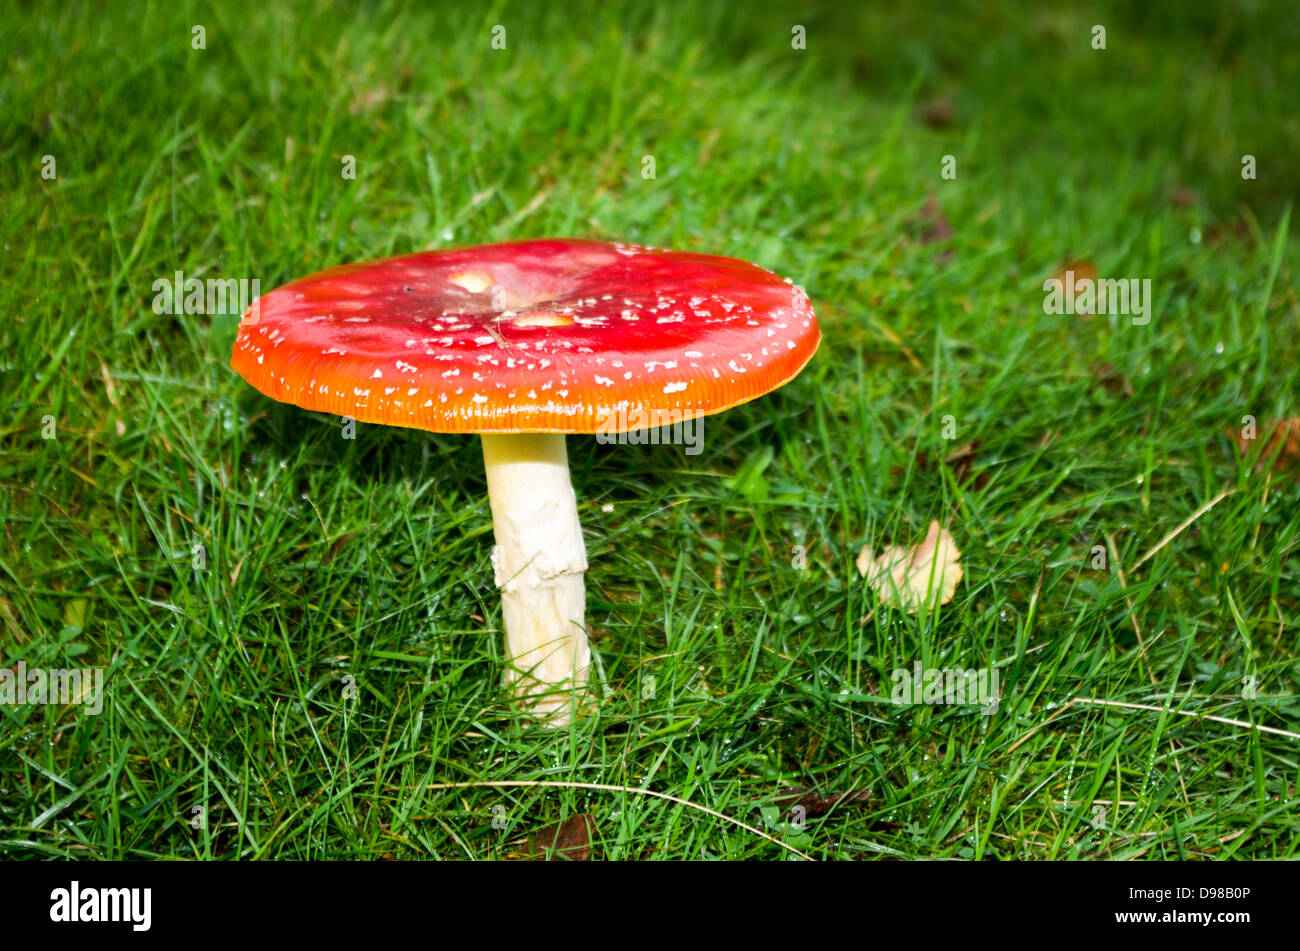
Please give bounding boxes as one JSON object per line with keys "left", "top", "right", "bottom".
{"left": 1, "top": 0, "right": 1298, "bottom": 858}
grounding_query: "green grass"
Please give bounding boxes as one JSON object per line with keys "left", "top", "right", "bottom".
{"left": 2, "top": 0, "right": 1299, "bottom": 860}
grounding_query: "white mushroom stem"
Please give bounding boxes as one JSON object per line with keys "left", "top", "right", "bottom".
{"left": 480, "top": 432, "right": 590, "bottom": 726}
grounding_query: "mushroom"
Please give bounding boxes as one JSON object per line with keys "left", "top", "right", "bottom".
{"left": 230, "top": 239, "right": 820, "bottom": 725}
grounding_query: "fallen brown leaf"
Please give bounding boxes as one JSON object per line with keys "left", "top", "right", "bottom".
{"left": 323, "top": 530, "right": 360, "bottom": 564}
{"left": 890, "top": 441, "right": 988, "bottom": 489}
{"left": 1089, "top": 362, "right": 1134, "bottom": 397}
{"left": 768, "top": 787, "right": 871, "bottom": 817}
{"left": 943, "top": 440, "right": 989, "bottom": 489}
{"left": 1206, "top": 219, "right": 1252, "bottom": 247}
{"left": 920, "top": 194, "right": 953, "bottom": 245}
{"left": 857, "top": 520, "right": 963, "bottom": 614}
{"left": 1228, "top": 417, "right": 1300, "bottom": 474}
{"left": 920, "top": 97, "right": 955, "bottom": 128}
{"left": 1049, "top": 259, "right": 1098, "bottom": 315}
{"left": 918, "top": 194, "right": 955, "bottom": 267}
{"left": 527, "top": 814, "right": 596, "bottom": 861}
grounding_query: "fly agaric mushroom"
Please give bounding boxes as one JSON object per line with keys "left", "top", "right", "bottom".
{"left": 230, "top": 239, "right": 819, "bottom": 725}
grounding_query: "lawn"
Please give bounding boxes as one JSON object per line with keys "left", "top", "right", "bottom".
{"left": 2, "top": 0, "right": 1298, "bottom": 860}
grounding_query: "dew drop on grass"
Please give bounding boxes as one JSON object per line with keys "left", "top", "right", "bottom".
{"left": 1189, "top": 227, "right": 1202, "bottom": 244}
{"left": 1215, "top": 341, "right": 1225, "bottom": 354}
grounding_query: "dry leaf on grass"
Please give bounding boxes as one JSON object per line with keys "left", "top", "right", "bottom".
{"left": 888, "top": 441, "right": 988, "bottom": 489}
{"left": 1227, "top": 417, "right": 1300, "bottom": 474}
{"left": 1089, "top": 362, "right": 1134, "bottom": 397}
{"left": 1048, "top": 259, "right": 1098, "bottom": 315}
{"left": 526, "top": 813, "right": 596, "bottom": 861}
{"left": 766, "top": 787, "right": 871, "bottom": 817}
{"left": 919, "top": 97, "right": 956, "bottom": 128}
{"left": 919, "top": 193, "right": 953, "bottom": 241}
{"left": 916, "top": 194, "right": 954, "bottom": 266}
{"left": 857, "top": 520, "right": 963, "bottom": 613}
{"left": 1206, "top": 218, "right": 1251, "bottom": 247}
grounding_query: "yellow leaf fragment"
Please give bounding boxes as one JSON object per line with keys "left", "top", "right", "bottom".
{"left": 857, "top": 520, "right": 963, "bottom": 614}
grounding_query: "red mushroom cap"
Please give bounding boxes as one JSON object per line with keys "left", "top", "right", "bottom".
{"left": 230, "top": 239, "right": 820, "bottom": 434}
